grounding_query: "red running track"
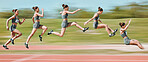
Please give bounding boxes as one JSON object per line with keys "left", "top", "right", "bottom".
{"left": 0, "top": 54, "right": 148, "bottom": 62}
{"left": 0, "top": 45, "right": 127, "bottom": 50}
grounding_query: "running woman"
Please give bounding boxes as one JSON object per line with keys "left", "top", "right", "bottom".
{"left": 25, "top": 6, "right": 48, "bottom": 48}
{"left": 47, "top": 4, "right": 89, "bottom": 37}
{"left": 119, "top": 19, "right": 144, "bottom": 49}
{"left": 84, "top": 7, "right": 118, "bottom": 37}
{"left": 3, "top": 9, "right": 25, "bottom": 49}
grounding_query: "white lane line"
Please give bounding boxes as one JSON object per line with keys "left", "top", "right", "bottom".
{"left": 11, "top": 55, "right": 42, "bottom": 62}
{"left": 0, "top": 59, "right": 148, "bottom": 61}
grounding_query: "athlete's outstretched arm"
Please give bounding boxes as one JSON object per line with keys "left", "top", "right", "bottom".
{"left": 36, "top": 8, "right": 44, "bottom": 17}
{"left": 66, "top": 9, "right": 81, "bottom": 14}
{"left": 19, "top": 18, "right": 25, "bottom": 25}
{"left": 6, "top": 15, "right": 15, "bottom": 30}
{"left": 84, "top": 13, "right": 98, "bottom": 25}
{"left": 121, "top": 19, "right": 131, "bottom": 31}
{"left": 125, "top": 19, "right": 128, "bottom": 25}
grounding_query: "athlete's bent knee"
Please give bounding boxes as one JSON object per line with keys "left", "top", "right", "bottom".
{"left": 60, "top": 34, "right": 64, "bottom": 37}
{"left": 46, "top": 27, "right": 48, "bottom": 29}
{"left": 105, "top": 24, "right": 108, "bottom": 27}
{"left": 73, "top": 22, "right": 77, "bottom": 25}
{"left": 44, "top": 27, "right": 48, "bottom": 30}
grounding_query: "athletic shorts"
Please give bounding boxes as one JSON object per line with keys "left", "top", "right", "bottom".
{"left": 61, "top": 20, "right": 69, "bottom": 28}
{"left": 10, "top": 24, "right": 16, "bottom": 32}
{"left": 124, "top": 37, "right": 131, "bottom": 45}
{"left": 33, "top": 22, "right": 42, "bottom": 29}
{"left": 93, "top": 21, "right": 99, "bottom": 29}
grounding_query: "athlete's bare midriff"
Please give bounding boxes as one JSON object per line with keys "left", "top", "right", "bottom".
{"left": 12, "top": 23, "right": 17, "bottom": 26}
{"left": 94, "top": 20, "right": 98, "bottom": 22}
{"left": 35, "top": 20, "right": 40, "bottom": 22}
{"left": 63, "top": 18, "right": 68, "bottom": 21}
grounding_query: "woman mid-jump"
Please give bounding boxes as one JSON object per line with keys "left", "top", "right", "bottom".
{"left": 25, "top": 6, "right": 48, "bottom": 48}
{"left": 84, "top": 7, "right": 118, "bottom": 37}
{"left": 48, "top": 4, "right": 89, "bottom": 37}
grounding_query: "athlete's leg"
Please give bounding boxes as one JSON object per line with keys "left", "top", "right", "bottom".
{"left": 4, "top": 32, "right": 15, "bottom": 46}
{"left": 11, "top": 29, "right": 22, "bottom": 40}
{"left": 38, "top": 25, "right": 48, "bottom": 36}
{"left": 108, "top": 26, "right": 114, "bottom": 32}
{"left": 67, "top": 22, "right": 84, "bottom": 30}
{"left": 26, "top": 28, "right": 37, "bottom": 44}
{"left": 52, "top": 28, "right": 66, "bottom": 37}
{"left": 130, "top": 39, "right": 144, "bottom": 49}
{"left": 67, "top": 22, "right": 89, "bottom": 32}
{"left": 97, "top": 24, "right": 111, "bottom": 35}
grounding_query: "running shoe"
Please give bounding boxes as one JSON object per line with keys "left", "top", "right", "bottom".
{"left": 113, "top": 28, "right": 118, "bottom": 35}
{"left": 109, "top": 33, "right": 115, "bottom": 37}
{"left": 83, "top": 27, "right": 89, "bottom": 32}
{"left": 10, "top": 38, "right": 14, "bottom": 45}
{"left": 39, "top": 35, "right": 42, "bottom": 42}
{"left": 24, "top": 43, "right": 29, "bottom": 49}
{"left": 47, "top": 30, "right": 53, "bottom": 35}
{"left": 3, "top": 45, "right": 9, "bottom": 49}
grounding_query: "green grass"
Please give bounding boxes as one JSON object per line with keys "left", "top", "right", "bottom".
{"left": 0, "top": 18, "right": 148, "bottom": 45}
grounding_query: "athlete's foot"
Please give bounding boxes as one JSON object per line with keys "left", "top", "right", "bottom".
{"left": 39, "top": 35, "right": 42, "bottom": 42}
{"left": 140, "top": 48, "right": 144, "bottom": 49}
{"left": 83, "top": 27, "right": 89, "bottom": 32}
{"left": 47, "top": 30, "right": 53, "bottom": 35}
{"left": 10, "top": 38, "right": 14, "bottom": 45}
{"left": 113, "top": 28, "right": 118, "bottom": 35}
{"left": 3, "top": 45, "right": 9, "bottom": 49}
{"left": 109, "top": 33, "right": 115, "bottom": 37}
{"left": 24, "top": 43, "right": 29, "bottom": 49}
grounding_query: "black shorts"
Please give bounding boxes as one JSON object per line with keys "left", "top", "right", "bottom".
{"left": 33, "top": 22, "right": 42, "bottom": 29}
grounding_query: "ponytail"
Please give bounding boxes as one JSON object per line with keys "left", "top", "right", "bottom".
{"left": 62, "top": 4, "right": 68, "bottom": 9}
{"left": 32, "top": 6, "right": 38, "bottom": 11}
{"left": 12, "top": 9, "right": 18, "bottom": 13}
{"left": 98, "top": 7, "right": 103, "bottom": 11}
{"left": 119, "top": 22, "right": 125, "bottom": 27}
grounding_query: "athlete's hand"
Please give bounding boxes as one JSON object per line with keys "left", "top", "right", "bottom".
{"left": 100, "top": 22, "right": 103, "bottom": 23}
{"left": 125, "top": 19, "right": 128, "bottom": 24}
{"left": 98, "top": 19, "right": 103, "bottom": 23}
{"left": 126, "top": 19, "right": 128, "bottom": 22}
{"left": 23, "top": 18, "right": 25, "bottom": 21}
{"left": 60, "top": 11, "right": 62, "bottom": 14}
{"left": 41, "top": 8, "right": 44, "bottom": 11}
{"left": 77, "top": 9, "right": 81, "bottom": 11}
{"left": 6, "top": 26, "right": 9, "bottom": 30}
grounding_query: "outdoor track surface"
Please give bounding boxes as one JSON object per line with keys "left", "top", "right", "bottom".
{"left": 0, "top": 54, "right": 148, "bottom": 62}
{"left": 0, "top": 45, "right": 148, "bottom": 52}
